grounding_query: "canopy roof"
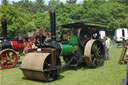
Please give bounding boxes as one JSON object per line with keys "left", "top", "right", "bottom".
{"left": 61, "top": 20, "right": 106, "bottom": 29}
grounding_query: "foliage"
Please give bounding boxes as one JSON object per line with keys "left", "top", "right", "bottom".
{"left": 56, "top": 3, "right": 82, "bottom": 27}
{"left": 0, "top": 0, "right": 128, "bottom": 38}
{"left": 32, "top": 12, "right": 50, "bottom": 31}
{"left": 0, "top": 4, "right": 36, "bottom": 38}
{"left": 14, "top": 0, "right": 34, "bottom": 13}
{"left": 2, "top": 0, "right": 8, "bottom": 6}
{"left": 47, "top": 0, "right": 61, "bottom": 11}
{"left": 34, "top": 0, "right": 46, "bottom": 12}
{"left": 82, "top": 0, "right": 128, "bottom": 30}
{"left": 66, "top": 0, "right": 77, "bottom": 4}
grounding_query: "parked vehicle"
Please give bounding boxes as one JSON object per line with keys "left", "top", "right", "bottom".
{"left": 114, "top": 28, "right": 128, "bottom": 43}
{"left": 20, "top": 11, "right": 106, "bottom": 81}
{"left": 0, "top": 20, "right": 50, "bottom": 69}
{"left": 99, "top": 30, "right": 106, "bottom": 39}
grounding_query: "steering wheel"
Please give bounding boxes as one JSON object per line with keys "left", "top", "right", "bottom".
{"left": 34, "top": 28, "right": 51, "bottom": 39}
{"left": 33, "top": 28, "right": 51, "bottom": 46}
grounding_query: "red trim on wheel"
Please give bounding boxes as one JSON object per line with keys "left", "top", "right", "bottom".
{"left": 0, "top": 49, "right": 18, "bottom": 69}
{"left": 33, "top": 28, "right": 51, "bottom": 40}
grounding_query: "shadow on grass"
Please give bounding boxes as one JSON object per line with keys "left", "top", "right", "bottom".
{"left": 61, "top": 64, "right": 88, "bottom": 73}
{"left": 15, "top": 61, "right": 22, "bottom": 67}
{"left": 22, "top": 75, "right": 64, "bottom": 83}
{"left": 20, "top": 64, "right": 88, "bottom": 82}
{"left": 60, "top": 59, "right": 106, "bottom": 72}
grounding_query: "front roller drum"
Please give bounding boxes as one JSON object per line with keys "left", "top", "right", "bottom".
{"left": 20, "top": 53, "right": 60, "bottom": 81}
{"left": 0, "top": 49, "right": 18, "bottom": 69}
{"left": 84, "top": 40, "right": 105, "bottom": 68}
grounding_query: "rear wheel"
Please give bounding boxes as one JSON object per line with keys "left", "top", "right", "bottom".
{"left": 84, "top": 40, "right": 105, "bottom": 68}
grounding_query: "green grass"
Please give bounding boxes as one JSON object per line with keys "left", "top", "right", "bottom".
{"left": 0, "top": 45, "right": 127, "bottom": 85}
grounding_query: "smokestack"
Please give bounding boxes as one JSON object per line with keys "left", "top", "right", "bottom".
{"left": 50, "top": 10, "right": 56, "bottom": 41}
{"left": 1, "top": 19, "right": 8, "bottom": 38}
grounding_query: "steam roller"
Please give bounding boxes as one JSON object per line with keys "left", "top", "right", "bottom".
{"left": 20, "top": 48, "right": 61, "bottom": 81}
{"left": 20, "top": 11, "right": 61, "bottom": 81}
{"left": 0, "top": 19, "right": 33, "bottom": 69}
{"left": 20, "top": 10, "right": 106, "bottom": 81}
{"left": 61, "top": 20, "right": 105, "bottom": 68}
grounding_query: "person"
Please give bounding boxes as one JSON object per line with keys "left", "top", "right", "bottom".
{"left": 105, "top": 37, "right": 110, "bottom": 60}
{"left": 113, "top": 36, "right": 116, "bottom": 48}
{"left": 102, "top": 37, "right": 106, "bottom": 60}
{"left": 23, "top": 43, "right": 31, "bottom": 55}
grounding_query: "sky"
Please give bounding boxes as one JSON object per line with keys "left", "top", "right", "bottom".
{"left": 0, "top": 0, "right": 83, "bottom": 5}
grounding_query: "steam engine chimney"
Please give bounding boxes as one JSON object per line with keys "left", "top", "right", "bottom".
{"left": 1, "top": 19, "right": 8, "bottom": 38}
{"left": 50, "top": 10, "right": 56, "bottom": 41}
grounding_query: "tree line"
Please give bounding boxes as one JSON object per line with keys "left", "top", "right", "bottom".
{"left": 0, "top": 0, "right": 128, "bottom": 39}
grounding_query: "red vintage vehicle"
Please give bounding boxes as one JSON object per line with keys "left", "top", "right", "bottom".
{"left": 0, "top": 19, "right": 51, "bottom": 69}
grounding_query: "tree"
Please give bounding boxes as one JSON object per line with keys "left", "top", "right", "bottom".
{"left": 48, "top": 0, "right": 61, "bottom": 11}
{"left": 0, "top": 0, "right": 128, "bottom": 39}
{"left": 2, "top": 0, "right": 8, "bottom": 5}
{"left": 81, "top": 0, "right": 128, "bottom": 31}
{"left": 0, "top": 4, "right": 36, "bottom": 38}
{"left": 66, "top": 0, "right": 77, "bottom": 4}
{"left": 32, "top": 12, "right": 50, "bottom": 31}
{"left": 14, "top": 0, "right": 34, "bottom": 13}
{"left": 34, "top": 0, "right": 46, "bottom": 12}
{"left": 122, "top": 0, "right": 128, "bottom": 5}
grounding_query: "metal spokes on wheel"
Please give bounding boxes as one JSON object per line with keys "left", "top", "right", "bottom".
{"left": 91, "top": 43, "right": 102, "bottom": 66}
{"left": 63, "top": 54, "right": 78, "bottom": 66}
{"left": 0, "top": 49, "right": 18, "bottom": 69}
{"left": 84, "top": 40, "right": 105, "bottom": 68}
{"left": 43, "top": 56, "right": 60, "bottom": 81}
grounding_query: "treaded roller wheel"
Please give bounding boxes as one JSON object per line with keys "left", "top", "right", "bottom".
{"left": 20, "top": 52, "right": 61, "bottom": 81}
{"left": 0, "top": 49, "right": 18, "bottom": 69}
{"left": 84, "top": 39, "right": 105, "bottom": 68}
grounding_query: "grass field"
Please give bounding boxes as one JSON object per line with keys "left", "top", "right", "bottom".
{"left": 0, "top": 44, "right": 127, "bottom": 85}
